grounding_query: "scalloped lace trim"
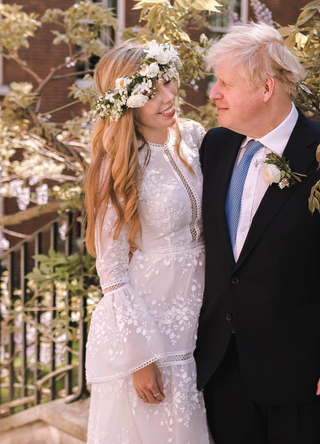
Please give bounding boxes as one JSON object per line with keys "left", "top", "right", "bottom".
{"left": 101, "top": 281, "right": 128, "bottom": 294}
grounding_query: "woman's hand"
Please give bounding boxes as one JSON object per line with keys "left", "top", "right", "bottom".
{"left": 133, "top": 362, "right": 165, "bottom": 404}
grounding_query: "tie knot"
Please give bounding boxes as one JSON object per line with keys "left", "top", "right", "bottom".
{"left": 244, "top": 139, "right": 263, "bottom": 158}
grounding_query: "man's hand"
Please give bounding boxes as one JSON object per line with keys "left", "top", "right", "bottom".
{"left": 133, "top": 362, "right": 165, "bottom": 404}
{"left": 317, "top": 378, "right": 320, "bottom": 395}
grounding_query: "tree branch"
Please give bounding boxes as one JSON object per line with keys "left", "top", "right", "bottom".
{"left": 51, "top": 69, "right": 94, "bottom": 81}
{"left": 10, "top": 54, "right": 43, "bottom": 84}
{"left": 0, "top": 202, "right": 63, "bottom": 226}
{"left": 36, "top": 363, "right": 79, "bottom": 390}
{"left": 38, "top": 100, "right": 81, "bottom": 116}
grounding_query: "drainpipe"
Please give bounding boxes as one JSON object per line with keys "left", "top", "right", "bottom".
{"left": 241, "top": 0, "right": 249, "bottom": 24}
{"left": 116, "top": 0, "right": 125, "bottom": 44}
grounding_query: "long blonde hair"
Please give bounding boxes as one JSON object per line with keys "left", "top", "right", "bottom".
{"left": 85, "top": 43, "right": 190, "bottom": 257}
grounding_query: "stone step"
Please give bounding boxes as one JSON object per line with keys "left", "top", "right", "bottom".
{"left": 0, "top": 395, "right": 90, "bottom": 444}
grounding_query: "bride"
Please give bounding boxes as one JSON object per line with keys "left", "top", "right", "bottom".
{"left": 85, "top": 40, "right": 210, "bottom": 444}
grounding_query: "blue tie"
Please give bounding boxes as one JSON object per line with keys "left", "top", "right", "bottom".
{"left": 225, "top": 140, "right": 263, "bottom": 251}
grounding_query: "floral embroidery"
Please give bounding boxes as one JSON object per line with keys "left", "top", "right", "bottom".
{"left": 86, "top": 121, "right": 209, "bottom": 444}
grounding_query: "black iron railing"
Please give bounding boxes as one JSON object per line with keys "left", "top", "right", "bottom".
{"left": 0, "top": 213, "right": 90, "bottom": 417}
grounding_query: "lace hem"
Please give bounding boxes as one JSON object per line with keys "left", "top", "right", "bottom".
{"left": 101, "top": 281, "right": 128, "bottom": 294}
{"left": 160, "top": 351, "right": 193, "bottom": 367}
{"left": 87, "top": 353, "right": 167, "bottom": 384}
{"left": 87, "top": 350, "right": 195, "bottom": 384}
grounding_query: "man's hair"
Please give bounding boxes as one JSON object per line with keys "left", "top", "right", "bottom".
{"left": 206, "top": 22, "right": 305, "bottom": 97}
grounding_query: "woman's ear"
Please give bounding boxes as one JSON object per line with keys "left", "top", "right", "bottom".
{"left": 263, "top": 76, "right": 274, "bottom": 103}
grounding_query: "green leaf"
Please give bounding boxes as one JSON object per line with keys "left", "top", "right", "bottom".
{"left": 301, "top": 0, "right": 320, "bottom": 10}
{"left": 285, "top": 34, "right": 296, "bottom": 50}
{"left": 191, "top": 0, "right": 221, "bottom": 12}
{"left": 316, "top": 144, "right": 320, "bottom": 165}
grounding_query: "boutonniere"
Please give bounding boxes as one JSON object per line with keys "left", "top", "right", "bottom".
{"left": 262, "top": 153, "right": 307, "bottom": 189}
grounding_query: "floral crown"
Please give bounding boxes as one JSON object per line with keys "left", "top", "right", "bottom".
{"left": 93, "top": 40, "right": 181, "bottom": 122}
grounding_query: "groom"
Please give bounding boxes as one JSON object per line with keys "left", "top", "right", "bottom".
{"left": 195, "top": 23, "right": 320, "bottom": 443}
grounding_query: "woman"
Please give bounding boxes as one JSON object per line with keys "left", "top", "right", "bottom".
{"left": 85, "top": 40, "right": 210, "bottom": 444}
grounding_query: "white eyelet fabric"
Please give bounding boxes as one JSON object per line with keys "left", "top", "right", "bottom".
{"left": 86, "top": 121, "right": 211, "bottom": 444}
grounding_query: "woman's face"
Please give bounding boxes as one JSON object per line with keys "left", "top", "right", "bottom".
{"left": 134, "top": 79, "right": 177, "bottom": 140}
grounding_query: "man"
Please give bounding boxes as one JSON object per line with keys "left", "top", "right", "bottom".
{"left": 195, "top": 23, "right": 320, "bottom": 444}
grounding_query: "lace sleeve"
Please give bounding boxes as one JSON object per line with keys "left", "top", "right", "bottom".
{"left": 190, "top": 121, "right": 206, "bottom": 149}
{"left": 86, "top": 189, "right": 167, "bottom": 384}
{"left": 95, "top": 201, "right": 131, "bottom": 295}
{"left": 179, "top": 119, "right": 206, "bottom": 151}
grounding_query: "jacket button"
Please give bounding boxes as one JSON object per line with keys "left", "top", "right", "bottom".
{"left": 226, "top": 313, "right": 233, "bottom": 322}
{"left": 231, "top": 277, "right": 239, "bottom": 284}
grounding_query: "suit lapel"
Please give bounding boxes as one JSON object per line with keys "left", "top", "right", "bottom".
{"left": 234, "top": 111, "right": 318, "bottom": 271}
{"left": 209, "top": 132, "right": 244, "bottom": 266}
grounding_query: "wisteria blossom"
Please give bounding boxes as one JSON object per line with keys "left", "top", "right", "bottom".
{"left": 250, "top": 0, "right": 273, "bottom": 26}
{"left": 36, "top": 183, "right": 48, "bottom": 205}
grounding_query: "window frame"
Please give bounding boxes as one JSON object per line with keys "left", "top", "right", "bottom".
{"left": 210, "top": 0, "right": 248, "bottom": 33}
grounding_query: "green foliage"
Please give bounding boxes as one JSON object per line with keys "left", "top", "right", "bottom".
{"left": 26, "top": 248, "right": 98, "bottom": 296}
{"left": 183, "top": 100, "right": 218, "bottom": 130}
{"left": 0, "top": 2, "right": 116, "bottom": 226}
{"left": 279, "top": 1, "right": 320, "bottom": 117}
{"left": 42, "top": 1, "right": 116, "bottom": 57}
{"left": 123, "top": 0, "right": 219, "bottom": 85}
{"left": 0, "top": 3, "right": 41, "bottom": 54}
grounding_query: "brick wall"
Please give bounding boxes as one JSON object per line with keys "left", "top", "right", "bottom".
{"left": 3, "top": 0, "right": 81, "bottom": 243}
{"left": 262, "top": 0, "right": 309, "bottom": 26}
{"left": 1, "top": 0, "right": 312, "bottom": 242}
{"left": 3, "top": 0, "right": 83, "bottom": 122}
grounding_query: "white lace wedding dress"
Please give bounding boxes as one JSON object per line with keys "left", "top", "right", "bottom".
{"left": 86, "top": 120, "right": 210, "bottom": 444}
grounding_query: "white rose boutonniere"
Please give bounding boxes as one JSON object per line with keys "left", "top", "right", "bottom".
{"left": 262, "top": 163, "right": 281, "bottom": 185}
{"left": 263, "top": 153, "right": 307, "bottom": 188}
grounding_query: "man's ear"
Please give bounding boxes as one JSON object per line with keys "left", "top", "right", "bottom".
{"left": 263, "top": 76, "right": 274, "bottom": 102}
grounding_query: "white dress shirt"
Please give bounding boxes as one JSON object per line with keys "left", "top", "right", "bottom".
{"left": 233, "top": 103, "right": 299, "bottom": 261}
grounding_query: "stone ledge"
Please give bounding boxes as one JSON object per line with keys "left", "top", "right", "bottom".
{"left": 0, "top": 395, "right": 90, "bottom": 443}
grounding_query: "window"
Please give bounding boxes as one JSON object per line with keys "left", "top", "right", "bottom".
{"left": 207, "top": 0, "right": 248, "bottom": 94}
{"left": 210, "top": 0, "right": 248, "bottom": 35}
{"left": 75, "top": 0, "right": 119, "bottom": 87}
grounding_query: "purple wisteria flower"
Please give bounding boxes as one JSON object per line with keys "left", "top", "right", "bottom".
{"left": 250, "top": 0, "right": 273, "bottom": 27}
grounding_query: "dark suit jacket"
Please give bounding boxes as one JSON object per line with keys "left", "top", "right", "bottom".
{"left": 195, "top": 110, "right": 320, "bottom": 406}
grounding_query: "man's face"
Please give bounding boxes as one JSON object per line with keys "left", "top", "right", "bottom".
{"left": 209, "top": 63, "right": 266, "bottom": 137}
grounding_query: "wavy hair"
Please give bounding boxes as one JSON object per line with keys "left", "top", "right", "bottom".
{"left": 206, "top": 22, "right": 305, "bottom": 97}
{"left": 85, "top": 43, "right": 188, "bottom": 257}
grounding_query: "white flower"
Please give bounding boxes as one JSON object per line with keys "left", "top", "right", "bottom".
{"left": 59, "top": 221, "right": 68, "bottom": 241}
{"left": 115, "top": 77, "right": 131, "bottom": 90}
{"left": 148, "top": 62, "right": 160, "bottom": 78}
{"left": 0, "top": 233, "right": 9, "bottom": 250}
{"left": 127, "top": 94, "right": 149, "bottom": 108}
{"left": 10, "top": 180, "right": 24, "bottom": 194}
{"left": 146, "top": 40, "right": 161, "bottom": 58}
{"left": 262, "top": 163, "right": 281, "bottom": 185}
{"left": 278, "top": 178, "right": 290, "bottom": 189}
{"left": 139, "top": 65, "right": 149, "bottom": 76}
{"left": 29, "top": 176, "right": 39, "bottom": 186}
{"left": 156, "top": 51, "right": 172, "bottom": 65}
{"left": 36, "top": 184, "right": 48, "bottom": 205}
{"left": 163, "top": 67, "right": 178, "bottom": 81}
{"left": 17, "top": 187, "right": 30, "bottom": 210}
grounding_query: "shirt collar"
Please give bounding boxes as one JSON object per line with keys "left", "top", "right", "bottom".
{"left": 240, "top": 103, "right": 298, "bottom": 156}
